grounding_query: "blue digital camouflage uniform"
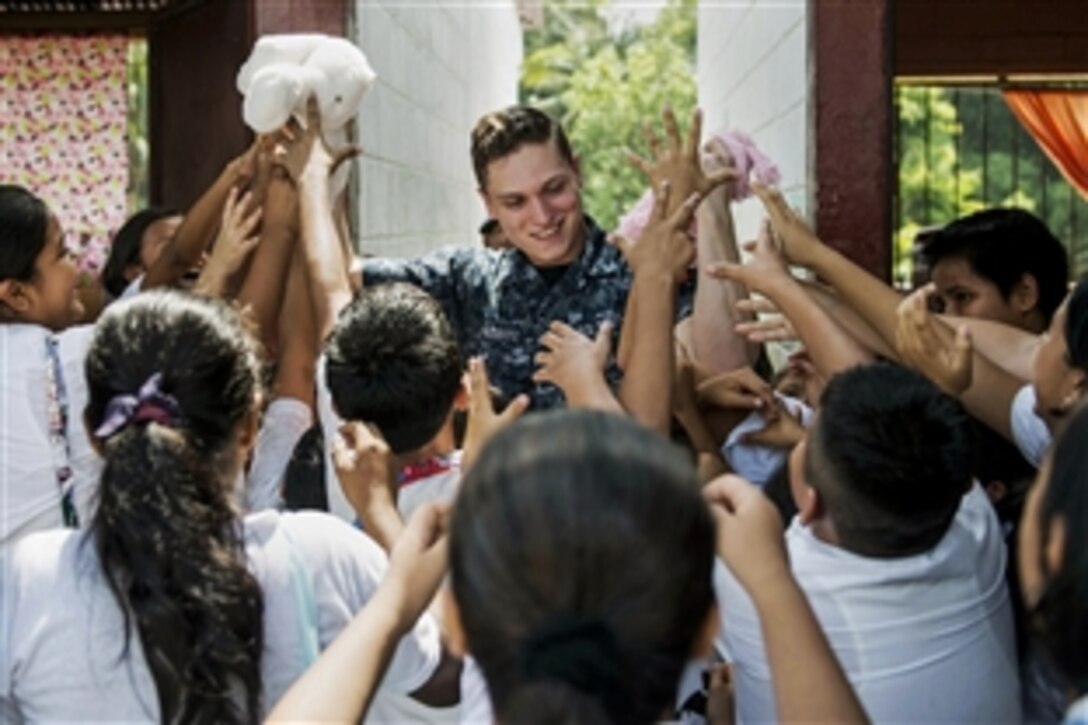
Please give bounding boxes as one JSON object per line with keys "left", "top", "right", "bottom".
{"left": 363, "top": 216, "right": 694, "bottom": 410}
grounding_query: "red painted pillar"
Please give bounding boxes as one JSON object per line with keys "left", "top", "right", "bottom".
{"left": 812, "top": 0, "right": 893, "bottom": 280}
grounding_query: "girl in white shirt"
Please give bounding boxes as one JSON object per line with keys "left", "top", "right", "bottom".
{"left": 1, "top": 291, "right": 450, "bottom": 722}
{"left": 0, "top": 184, "right": 98, "bottom": 549}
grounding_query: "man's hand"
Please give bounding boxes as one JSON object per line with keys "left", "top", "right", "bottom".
{"left": 896, "top": 283, "right": 973, "bottom": 396}
{"left": 462, "top": 357, "right": 530, "bottom": 471}
{"left": 696, "top": 366, "right": 777, "bottom": 413}
{"left": 628, "top": 107, "right": 735, "bottom": 215}
{"left": 533, "top": 320, "right": 614, "bottom": 398}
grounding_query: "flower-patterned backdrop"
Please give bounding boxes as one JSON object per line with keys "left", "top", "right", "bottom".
{"left": 0, "top": 33, "right": 129, "bottom": 275}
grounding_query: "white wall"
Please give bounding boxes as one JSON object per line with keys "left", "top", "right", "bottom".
{"left": 697, "top": 0, "right": 809, "bottom": 243}
{"left": 353, "top": 1, "right": 523, "bottom": 258}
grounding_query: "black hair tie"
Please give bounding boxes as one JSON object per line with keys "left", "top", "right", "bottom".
{"left": 520, "top": 614, "right": 627, "bottom": 719}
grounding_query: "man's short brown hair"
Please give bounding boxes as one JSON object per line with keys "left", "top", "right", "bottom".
{"left": 471, "top": 106, "right": 575, "bottom": 190}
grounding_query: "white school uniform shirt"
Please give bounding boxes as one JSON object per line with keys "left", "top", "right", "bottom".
{"left": 721, "top": 394, "right": 813, "bottom": 487}
{"left": 246, "top": 396, "right": 314, "bottom": 513}
{"left": 0, "top": 509, "right": 441, "bottom": 722}
{"left": 0, "top": 323, "right": 99, "bottom": 553}
{"left": 1011, "top": 384, "right": 1051, "bottom": 468}
{"left": 716, "top": 483, "right": 1021, "bottom": 724}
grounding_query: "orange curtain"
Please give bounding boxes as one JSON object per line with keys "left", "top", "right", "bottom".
{"left": 1003, "top": 90, "right": 1088, "bottom": 200}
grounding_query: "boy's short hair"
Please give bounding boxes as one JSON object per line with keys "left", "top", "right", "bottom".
{"left": 804, "top": 363, "right": 973, "bottom": 558}
{"left": 325, "top": 283, "right": 463, "bottom": 454}
{"left": 471, "top": 106, "right": 575, "bottom": 190}
{"left": 921, "top": 208, "right": 1069, "bottom": 324}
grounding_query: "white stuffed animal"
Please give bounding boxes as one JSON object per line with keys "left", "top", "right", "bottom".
{"left": 236, "top": 33, "right": 376, "bottom": 194}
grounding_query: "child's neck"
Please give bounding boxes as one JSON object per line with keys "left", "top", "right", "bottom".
{"left": 393, "top": 425, "right": 457, "bottom": 470}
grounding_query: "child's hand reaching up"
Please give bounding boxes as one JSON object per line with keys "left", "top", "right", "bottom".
{"left": 751, "top": 183, "right": 825, "bottom": 269}
{"left": 704, "top": 474, "right": 789, "bottom": 593}
{"left": 706, "top": 219, "right": 791, "bottom": 296}
{"left": 462, "top": 357, "right": 530, "bottom": 471}
{"left": 194, "top": 186, "right": 262, "bottom": 296}
{"left": 696, "top": 366, "right": 776, "bottom": 413}
{"left": 333, "top": 421, "right": 402, "bottom": 552}
{"left": 533, "top": 320, "right": 622, "bottom": 413}
{"left": 896, "top": 283, "right": 973, "bottom": 396}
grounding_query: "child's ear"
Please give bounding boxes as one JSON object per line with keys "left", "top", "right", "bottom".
{"left": 0, "top": 279, "right": 33, "bottom": 317}
{"left": 796, "top": 484, "right": 822, "bottom": 526}
{"left": 453, "top": 373, "right": 470, "bottom": 412}
{"left": 1012, "top": 273, "right": 1040, "bottom": 315}
{"left": 440, "top": 586, "right": 469, "bottom": 657}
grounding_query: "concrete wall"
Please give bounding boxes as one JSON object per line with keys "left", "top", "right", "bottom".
{"left": 697, "top": 0, "right": 809, "bottom": 243}
{"left": 353, "top": 1, "right": 523, "bottom": 258}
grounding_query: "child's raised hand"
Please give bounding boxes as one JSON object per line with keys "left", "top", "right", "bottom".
{"left": 276, "top": 95, "right": 361, "bottom": 185}
{"left": 208, "top": 187, "right": 261, "bottom": 272}
{"left": 896, "top": 283, "right": 973, "bottom": 396}
{"left": 751, "top": 183, "right": 823, "bottom": 268}
{"left": 384, "top": 502, "right": 450, "bottom": 632}
{"left": 741, "top": 399, "right": 805, "bottom": 449}
{"left": 462, "top": 357, "right": 530, "bottom": 472}
{"left": 332, "top": 421, "right": 397, "bottom": 524}
{"left": 609, "top": 181, "right": 701, "bottom": 282}
{"left": 696, "top": 366, "right": 777, "bottom": 413}
{"left": 532, "top": 320, "right": 613, "bottom": 399}
{"left": 627, "top": 107, "right": 736, "bottom": 216}
{"left": 706, "top": 218, "right": 791, "bottom": 295}
{"left": 734, "top": 297, "right": 798, "bottom": 344}
{"left": 704, "top": 474, "right": 789, "bottom": 594}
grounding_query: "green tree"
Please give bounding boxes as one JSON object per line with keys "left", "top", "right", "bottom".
{"left": 521, "top": 0, "right": 697, "bottom": 231}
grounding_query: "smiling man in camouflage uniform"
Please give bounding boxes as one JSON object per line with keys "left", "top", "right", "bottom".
{"left": 363, "top": 105, "right": 696, "bottom": 410}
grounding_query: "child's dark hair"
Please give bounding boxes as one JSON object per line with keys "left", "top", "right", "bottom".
{"left": 471, "top": 106, "right": 575, "bottom": 189}
{"left": 922, "top": 208, "right": 1069, "bottom": 324}
{"left": 450, "top": 410, "right": 716, "bottom": 724}
{"left": 1031, "top": 403, "right": 1088, "bottom": 697}
{"left": 0, "top": 184, "right": 50, "bottom": 283}
{"left": 805, "top": 363, "right": 973, "bottom": 557}
{"left": 85, "top": 290, "right": 264, "bottom": 723}
{"left": 101, "top": 207, "right": 179, "bottom": 298}
{"left": 325, "top": 283, "right": 463, "bottom": 454}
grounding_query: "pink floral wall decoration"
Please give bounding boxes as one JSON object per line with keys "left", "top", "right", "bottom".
{"left": 0, "top": 33, "right": 129, "bottom": 276}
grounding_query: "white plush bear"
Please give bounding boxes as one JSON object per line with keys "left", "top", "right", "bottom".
{"left": 236, "top": 33, "right": 376, "bottom": 194}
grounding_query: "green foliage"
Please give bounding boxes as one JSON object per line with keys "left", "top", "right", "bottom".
{"left": 520, "top": 0, "right": 697, "bottom": 230}
{"left": 126, "top": 38, "right": 149, "bottom": 213}
{"left": 896, "top": 84, "right": 1088, "bottom": 281}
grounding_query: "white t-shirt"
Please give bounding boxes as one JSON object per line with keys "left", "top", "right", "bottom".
{"left": 397, "top": 452, "right": 462, "bottom": 523}
{"left": 1011, "top": 384, "right": 1051, "bottom": 468}
{"left": 246, "top": 397, "right": 314, "bottom": 513}
{"left": 716, "top": 483, "right": 1021, "bottom": 723}
{"left": 1, "top": 509, "right": 441, "bottom": 721}
{"left": 0, "top": 323, "right": 99, "bottom": 552}
{"left": 118, "top": 273, "right": 144, "bottom": 301}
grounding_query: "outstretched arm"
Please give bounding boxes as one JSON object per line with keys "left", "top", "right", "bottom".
{"left": 143, "top": 138, "right": 260, "bottom": 291}
{"left": 755, "top": 184, "right": 1026, "bottom": 439}
{"left": 708, "top": 219, "right": 872, "bottom": 380}
{"left": 706, "top": 475, "right": 869, "bottom": 724}
{"left": 692, "top": 138, "right": 756, "bottom": 372}
{"left": 266, "top": 504, "right": 451, "bottom": 723}
{"left": 277, "top": 97, "right": 360, "bottom": 340}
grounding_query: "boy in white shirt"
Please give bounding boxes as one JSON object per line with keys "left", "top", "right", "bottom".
{"left": 318, "top": 282, "right": 468, "bottom": 546}
{"left": 716, "top": 363, "right": 1021, "bottom": 723}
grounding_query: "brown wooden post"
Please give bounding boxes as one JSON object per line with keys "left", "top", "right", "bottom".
{"left": 812, "top": 0, "right": 894, "bottom": 280}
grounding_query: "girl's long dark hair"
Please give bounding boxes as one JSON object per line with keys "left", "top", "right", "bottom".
{"left": 85, "top": 291, "right": 264, "bottom": 723}
{"left": 450, "top": 410, "right": 716, "bottom": 724}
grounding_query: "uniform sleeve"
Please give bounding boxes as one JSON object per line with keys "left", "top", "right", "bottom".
{"left": 246, "top": 397, "right": 313, "bottom": 513}
{"left": 284, "top": 512, "right": 442, "bottom": 695}
{"left": 1010, "top": 384, "right": 1050, "bottom": 468}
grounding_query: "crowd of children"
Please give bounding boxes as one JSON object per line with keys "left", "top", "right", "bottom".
{"left": 2, "top": 90, "right": 1086, "bottom": 725}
